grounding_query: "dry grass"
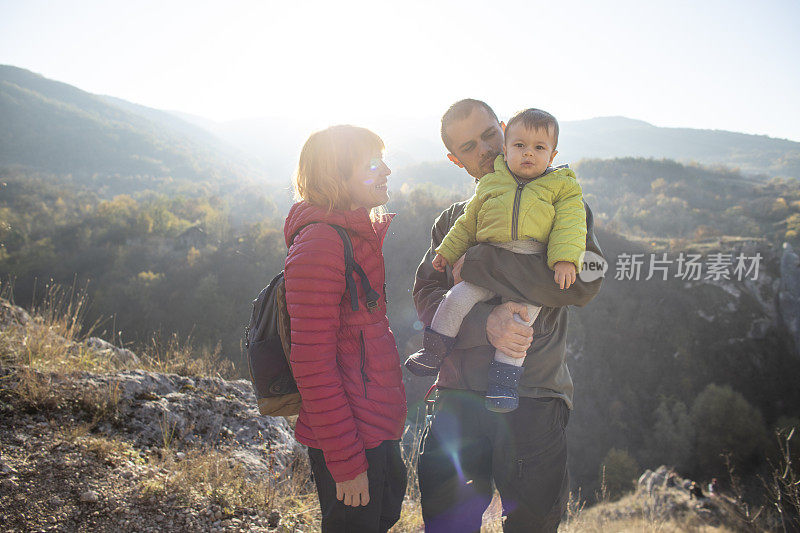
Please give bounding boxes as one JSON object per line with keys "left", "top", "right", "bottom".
{"left": 77, "top": 431, "right": 144, "bottom": 465}
{"left": 0, "top": 280, "right": 116, "bottom": 374}
{"left": 560, "top": 489, "right": 736, "bottom": 533}
{"left": 138, "top": 446, "right": 320, "bottom": 530}
{"left": 0, "top": 279, "right": 235, "bottom": 380}
{"left": 392, "top": 416, "right": 425, "bottom": 532}
{"left": 561, "top": 516, "right": 731, "bottom": 533}
{"left": 137, "top": 331, "right": 236, "bottom": 379}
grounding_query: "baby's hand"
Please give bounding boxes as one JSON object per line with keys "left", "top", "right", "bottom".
{"left": 432, "top": 254, "right": 449, "bottom": 272}
{"left": 553, "top": 261, "right": 577, "bottom": 290}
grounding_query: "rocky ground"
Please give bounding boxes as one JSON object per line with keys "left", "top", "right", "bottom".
{"left": 0, "top": 367, "right": 317, "bottom": 532}
{"left": 560, "top": 466, "right": 770, "bottom": 532}
{"left": 0, "top": 297, "right": 318, "bottom": 532}
{"left": 1, "top": 295, "right": 786, "bottom": 532}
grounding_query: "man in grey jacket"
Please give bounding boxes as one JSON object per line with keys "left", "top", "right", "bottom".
{"left": 414, "top": 99, "right": 604, "bottom": 533}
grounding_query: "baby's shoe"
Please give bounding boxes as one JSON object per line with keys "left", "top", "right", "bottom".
{"left": 485, "top": 360, "right": 524, "bottom": 413}
{"left": 404, "top": 327, "right": 456, "bottom": 377}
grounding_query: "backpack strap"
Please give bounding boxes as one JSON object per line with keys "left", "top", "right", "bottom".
{"left": 328, "top": 224, "right": 380, "bottom": 312}
{"left": 289, "top": 223, "right": 380, "bottom": 312}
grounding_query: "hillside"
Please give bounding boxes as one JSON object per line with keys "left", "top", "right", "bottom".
{"left": 3, "top": 64, "right": 800, "bottom": 522}
{"left": 558, "top": 116, "right": 800, "bottom": 179}
{"left": 3, "top": 64, "right": 799, "bottom": 192}
{"left": 3, "top": 297, "right": 797, "bottom": 532}
{"left": 4, "top": 160, "right": 800, "bottom": 499}
{"left": 192, "top": 115, "right": 800, "bottom": 182}
{"left": 0, "top": 297, "right": 313, "bottom": 532}
{"left": 0, "top": 65, "right": 264, "bottom": 192}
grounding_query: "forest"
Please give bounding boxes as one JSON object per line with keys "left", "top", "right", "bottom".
{"left": 2, "top": 154, "right": 800, "bottom": 497}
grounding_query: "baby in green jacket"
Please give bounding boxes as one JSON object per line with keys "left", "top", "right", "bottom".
{"left": 405, "top": 108, "right": 587, "bottom": 412}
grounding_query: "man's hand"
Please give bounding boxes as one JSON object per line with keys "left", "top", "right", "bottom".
{"left": 553, "top": 261, "right": 577, "bottom": 290}
{"left": 432, "top": 253, "right": 449, "bottom": 272}
{"left": 451, "top": 255, "right": 465, "bottom": 284}
{"left": 486, "top": 302, "right": 534, "bottom": 358}
{"left": 336, "top": 470, "right": 369, "bottom": 507}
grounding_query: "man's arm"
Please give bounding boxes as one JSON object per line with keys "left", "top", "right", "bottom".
{"left": 413, "top": 203, "right": 533, "bottom": 355}
{"left": 461, "top": 201, "right": 604, "bottom": 308}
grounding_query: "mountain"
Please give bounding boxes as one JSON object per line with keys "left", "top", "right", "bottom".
{"left": 558, "top": 116, "right": 800, "bottom": 179}
{"left": 0, "top": 65, "right": 266, "bottom": 190}
{"left": 3, "top": 65, "right": 798, "bottom": 190}
{"left": 191, "top": 114, "right": 800, "bottom": 183}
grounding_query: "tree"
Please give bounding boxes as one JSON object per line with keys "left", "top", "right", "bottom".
{"left": 599, "top": 448, "right": 639, "bottom": 500}
{"left": 648, "top": 398, "right": 695, "bottom": 472}
{"left": 691, "top": 383, "right": 767, "bottom": 475}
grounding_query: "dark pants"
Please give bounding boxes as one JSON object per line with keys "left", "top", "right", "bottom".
{"left": 308, "top": 440, "right": 407, "bottom": 533}
{"left": 418, "top": 389, "right": 570, "bottom": 533}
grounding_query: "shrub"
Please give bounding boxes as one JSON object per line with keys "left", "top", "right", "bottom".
{"left": 691, "top": 383, "right": 767, "bottom": 475}
{"left": 648, "top": 398, "right": 695, "bottom": 472}
{"left": 599, "top": 448, "right": 639, "bottom": 500}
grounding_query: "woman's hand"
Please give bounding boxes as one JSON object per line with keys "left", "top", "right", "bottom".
{"left": 553, "top": 261, "right": 577, "bottom": 290}
{"left": 336, "top": 470, "right": 370, "bottom": 507}
{"left": 432, "top": 253, "right": 449, "bottom": 272}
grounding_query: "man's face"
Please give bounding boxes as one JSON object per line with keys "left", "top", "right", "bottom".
{"left": 445, "top": 106, "right": 504, "bottom": 179}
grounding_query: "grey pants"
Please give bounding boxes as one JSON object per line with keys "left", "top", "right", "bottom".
{"left": 430, "top": 240, "right": 545, "bottom": 366}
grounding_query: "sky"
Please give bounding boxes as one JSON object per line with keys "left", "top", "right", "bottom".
{"left": 2, "top": 0, "right": 800, "bottom": 141}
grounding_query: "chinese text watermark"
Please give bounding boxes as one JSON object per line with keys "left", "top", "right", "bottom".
{"left": 613, "top": 252, "right": 762, "bottom": 281}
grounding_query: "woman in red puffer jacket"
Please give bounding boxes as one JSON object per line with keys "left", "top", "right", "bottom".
{"left": 283, "top": 125, "right": 407, "bottom": 532}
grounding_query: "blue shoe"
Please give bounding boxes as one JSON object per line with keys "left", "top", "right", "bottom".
{"left": 485, "top": 360, "right": 523, "bottom": 413}
{"left": 404, "top": 327, "right": 456, "bottom": 377}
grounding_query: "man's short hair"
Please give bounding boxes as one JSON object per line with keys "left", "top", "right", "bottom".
{"left": 441, "top": 99, "right": 499, "bottom": 153}
{"left": 505, "top": 108, "right": 559, "bottom": 149}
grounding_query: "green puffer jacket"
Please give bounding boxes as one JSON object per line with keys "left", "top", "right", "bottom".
{"left": 435, "top": 155, "right": 586, "bottom": 270}
{"left": 413, "top": 200, "right": 604, "bottom": 408}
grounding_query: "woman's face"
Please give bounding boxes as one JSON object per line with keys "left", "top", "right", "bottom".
{"left": 344, "top": 153, "right": 391, "bottom": 211}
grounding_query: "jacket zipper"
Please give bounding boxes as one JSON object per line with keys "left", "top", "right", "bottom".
{"left": 359, "top": 330, "right": 369, "bottom": 397}
{"left": 511, "top": 180, "right": 526, "bottom": 241}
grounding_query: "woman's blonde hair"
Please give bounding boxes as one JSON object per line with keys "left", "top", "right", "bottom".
{"left": 293, "top": 125, "right": 386, "bottom": 215}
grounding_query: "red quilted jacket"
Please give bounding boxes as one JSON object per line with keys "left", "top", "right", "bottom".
{"left": 283, "top": 201, "right": 407, "bottom": 482}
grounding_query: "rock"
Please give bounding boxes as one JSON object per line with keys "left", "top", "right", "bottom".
{"left": 638, "top": 469, "right": 653, "bottom": 487}
{"left": 84, "top": 337, "right": 141, "bottom": 367}
{"left": 647, "top": 471, "right": 667, "bottom": 493}
{"left": 0, "top": 461, "right": 18, "bottom": 476}
{"left": 779, "top": 243, "right": 800, "bottom": 357}
{"left": 50, "top": 369, "right": 301, "bottom": 477}
{"left": 80, "top": 490, "right": 99, "bottom": 503}
{"left": 0, "top": 300, "right": 31, "bottom": 327}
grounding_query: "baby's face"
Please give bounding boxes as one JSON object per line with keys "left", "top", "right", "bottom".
{"left": 504, "top": 124, "right": 558, "bottom": 179}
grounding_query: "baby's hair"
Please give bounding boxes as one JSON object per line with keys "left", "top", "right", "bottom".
{"left": 505, "top": 108, "right": 559, "bottom": 149}
{"left": 441, "top": 99, "right": 500, "bottom": 153}
{"left": 293, "top": 125, "right": 384, "bottom": 213}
